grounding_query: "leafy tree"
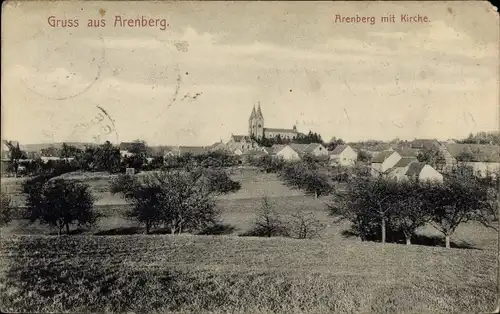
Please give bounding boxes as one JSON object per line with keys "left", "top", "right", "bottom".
{"left": 249, "top": 155, "right": 285, "bottom": 173}
{"left": 356, "top": 150, "right": 371, "bottom": 163}
{"left": 458, "top": 131, "right": 500, "bottom": 145}
{"left": 58, "top": 143, "right": 83, "bottom": 158}
{"left": 0, "top": 192, "right": 13, "bottom": 227}
{"left": 455, "top": 150, "right": 475, "bottom": 162}
{"left": 121, "top": 154, "right": 145, "bottom": 172}
{"left": 111, "top": 169, "right": 240, "bottom": 234}
{"left": 429, "top": 165, "right": 493, "bottom": 248}
{"left": 109, "top": 174, "right": 140, "bottom": 199}
{"left": 23, "top": 179, "right": 99, "bottom": 235}
{"left": 280, "top": 161, "right": 334, "bottom": 198}
{"left": 328, "top": 176, "right": 399, "bottom": 243}
{"left": 192, "top": 168, "right": 241, "bottom": 195}
{"left": 40, "top": 146, "right": 59, "bottom": 157}
{"left": 326, "top": 137, "right": 345, "bottom": 151}
{"left": 76, "top": 141, "right": 121, "bottom": 173}
{"left": 391, "top": 180, "right": 430, "bottom": 245}
{"left": 416, "top": 147, "right": 446, "bottom": 169}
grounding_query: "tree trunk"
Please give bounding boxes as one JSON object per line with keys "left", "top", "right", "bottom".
{"left": 65, "top": 223, "right": 70, "bottom": 235}
{"left": 405, "top": 236, "right": 411, "bottom": 245}
{"left": 58, "top": 226, "right": 62, "bottom": 236}
{"left": 445, "top": 235, "right": 451, "bottom": 248}
{"left": 381, "top": 217, "right": 386, "bottom": 244}
{"left": 146, "top": 223, "right": 150, "bottom": 234}
{"left": 315, "top": 191, "right": 319, "bottom": 199}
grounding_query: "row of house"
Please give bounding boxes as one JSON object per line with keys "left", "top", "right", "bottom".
{"left": 369, "top": 140, "right": 500, "bottom": 181}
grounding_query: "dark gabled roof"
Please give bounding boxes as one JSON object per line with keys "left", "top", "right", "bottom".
{"left": 393, "top": 157, "right": 418, "bottom": 168}
{"left": 372, "top": 150, "right": 397, "bottom": 163}
{"left": 231, "top": 135, "right": 254, "bottom": 142}
{"left": 331, "top": 144, "right": 347, "bottom": 155}
{"left": 242, "top": 150, "right": 268, "bottom": 157}
{"left": 304, "top": 143, "right": 324, "bottom": 154}
{"left": 264, "top": 128, "right": 298, "bottom": 134}
{"left": 405, "top": 162, "right": 426, "bottom": 177}
{"left": 289, "top": 143, "right": 309, "bottom": 153}
{"left": 394, "top": 147, "right": 419, "bottom": 158}
{"left": 270, "top": 144, "right": 288, "bottom": 154}
{"left": 410, "top": 139, "right": 440, "bottom": 149}
{"left": 444, "top": 143, "right": 500, "bottom": 162}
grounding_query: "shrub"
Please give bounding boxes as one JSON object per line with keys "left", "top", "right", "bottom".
{"left": 109, "top": 174, "right": 140, "bottom": 199}
{"left": 286, "top": 211, "right": 325, "bottom": 239}
{"left": 244, "top": 197, "right": 287, "bottom": 237}
{"left": 0, "top": 192, "right": 12, "bottom": 227}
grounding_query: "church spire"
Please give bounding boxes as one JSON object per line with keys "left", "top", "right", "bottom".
{"left": 249, "top": 105, "right": 256, "bottom": 121}
{"left": 256, "top": 102, "right": 263, "bottom": 118}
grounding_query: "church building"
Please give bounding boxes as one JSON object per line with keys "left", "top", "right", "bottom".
{"left": 248, "top": 103, "right": 298, "bottom": 140}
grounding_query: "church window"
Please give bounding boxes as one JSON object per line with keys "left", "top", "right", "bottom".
{"left": 258, "top": 124, "right": 261, "bottom": 128}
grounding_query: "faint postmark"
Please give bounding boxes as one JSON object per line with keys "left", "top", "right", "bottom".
{"left": 21, "top": 32, "right": 106, "bottom": 100}
{"left": 70, "top": 105, "right": 119, "bottom": 144}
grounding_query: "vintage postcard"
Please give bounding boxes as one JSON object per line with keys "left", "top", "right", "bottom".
{"left": 1, "top": 1, "right": 499, "bottom": 313}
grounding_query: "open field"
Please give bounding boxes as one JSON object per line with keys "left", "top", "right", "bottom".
{"left": 1, "top": 168, "right": 498, "bottom": 251}
{"left": 0, "top": 234, "right": 497, "bottom": 313}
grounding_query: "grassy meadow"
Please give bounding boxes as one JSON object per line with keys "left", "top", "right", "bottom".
{"left": 0, "top": 234, "right": 497, "bottom": 313}
{"left": 0, "top": 167, "right": 498, "bottom": 313}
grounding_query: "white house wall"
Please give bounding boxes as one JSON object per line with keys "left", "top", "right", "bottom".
{"left": 419, "top": 165, "right": 444, "bottom": 182}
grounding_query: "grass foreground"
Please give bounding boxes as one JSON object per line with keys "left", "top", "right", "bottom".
{"left": 0, "top": 234, "right": 497, "bottom": 313}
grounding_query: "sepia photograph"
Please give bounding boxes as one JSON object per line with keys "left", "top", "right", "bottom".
{"left": 1, "top": 1, "right": 499, "bottom": 313}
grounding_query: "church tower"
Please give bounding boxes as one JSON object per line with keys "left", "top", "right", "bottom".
{"left": 254, "top": 102, "right": 265, "bottom": 139}
{"left": 248, "top": 105, "right": 256, "bottom": 137}
{"left": 248, "top": 102, "right": 265, "bottom": 139}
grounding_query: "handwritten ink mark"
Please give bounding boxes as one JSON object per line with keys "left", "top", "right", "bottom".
{"left": 181, "top": 92, "right": 203, "bottom": 101}
{"left": 344, "top": 80, "right": 354, "bottom": 95}
{"left": 343, "top": 108, "right": 351, "bottom": 125}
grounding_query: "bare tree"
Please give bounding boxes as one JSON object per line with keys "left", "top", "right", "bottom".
{"left": 248, "top": 196, "right": 287, "bottom": 237}
{"left": 286, "top": 211, "right": 325, "bottom": 239}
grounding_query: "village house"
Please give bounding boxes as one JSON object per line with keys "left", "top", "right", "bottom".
{"left": 371, "top": 150, "right": 402, "bottom": 177}
{"left": 119, "top": 142, "right": 147, "bottom": 158}
{"left": 441, "top": 143, "right": 500, "bottom": 177}
{"left": 270, "top": 145, "right": 301, "bottom": 161}
{"left": 329, "top": 145, "right": 358, "bottom": 167}
{"left": 386, "top": 158, "right": 443, "bottom": 182}
{"left": 167, "top": 146, "right": 209, "bottom": 157}
{"left": 358, "top": 144, "right": 394, "bottom": 158}
{"left": 289, "top": 143, "right": 329, "bottom": 159}
{"left": 226, "top": 134, "right": 259, "bottom": 154}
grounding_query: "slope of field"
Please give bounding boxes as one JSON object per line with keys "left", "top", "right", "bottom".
{"left": 0, "top": 234, "right": 496, "bottom": 313}
{"left": 1, "top": 167, "right": 304, "bottom": 206}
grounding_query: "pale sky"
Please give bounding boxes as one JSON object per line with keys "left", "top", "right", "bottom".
{"left": 1, "top": 1, "right": 499, "bottom": 146}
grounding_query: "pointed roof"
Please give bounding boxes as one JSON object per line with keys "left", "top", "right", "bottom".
{"left": 249, "top": 106, "right": 256, "bottom": 120}
{"left": 372, "top": 150, "right": 398, "bottom": 163}
{"left": 256, "top": 102, "right": 263, "bottom": 118}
